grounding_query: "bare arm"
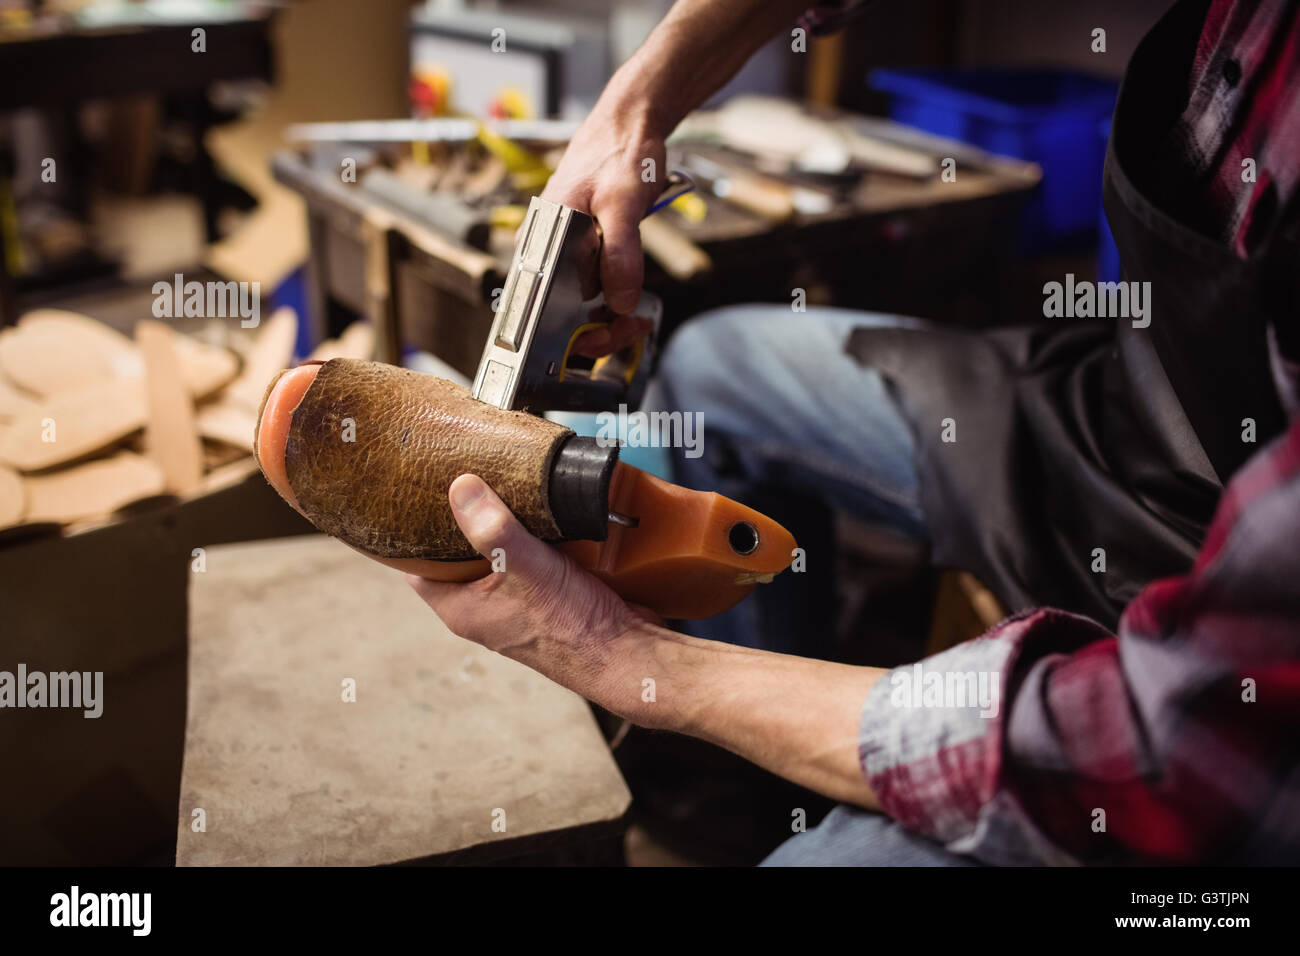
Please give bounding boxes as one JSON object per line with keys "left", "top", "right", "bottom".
{"left": 590, "top": 621, "right": 886, "bottom": 808}
{"left": 408, "top": 474, "right": 884, "bottom": 809}
{"left": 620, "top": 0, "right": 812, "bottom": 135}
{"left": 542, "top": 0, "right": 811, "bottom": 317}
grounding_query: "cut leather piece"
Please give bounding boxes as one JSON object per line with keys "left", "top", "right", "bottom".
{"left": 275, "top": 358, "right": 572, "bottom": 560}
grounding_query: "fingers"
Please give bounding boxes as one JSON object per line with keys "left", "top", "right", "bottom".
{"left": 571, "top": 325, "right": 612, "bottom": 357}
{"left": 409, "top": 475, "right": 644, "bottom": 662}
{"left": 537, "top": 170, "right": 649, "bottom": 316}
{"left": 407, "top": 473, "right": 561, "bottom": 633}
{"left": 571, "top": 313, "right": 654, "bottom": 359}
{"left": 595, "top": 208, "right": 645, "bottom": 315}
{"left": 606, "top": 314, "right": 655, "bottom": 352}
{"left": 446, "top": 474, "right": 555, "bottom": 580}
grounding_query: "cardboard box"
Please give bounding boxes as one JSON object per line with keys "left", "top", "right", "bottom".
{"left": 0, "top": 470, "right": 312, "bottom": 865}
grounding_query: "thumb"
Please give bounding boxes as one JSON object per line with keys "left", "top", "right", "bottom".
{"left": 448, "top": 474, "right": 555, "bottom": 577}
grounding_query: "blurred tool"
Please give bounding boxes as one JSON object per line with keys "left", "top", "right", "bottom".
{"left": 638, "top": 215, "right": 712, "bottom": 281}
{"left": 678, "top": 153, "right": 795, "bottom": 222}
{"left": 640, "top": 172, "right": 712, "bottom": 277}
{"left": 285, "top": 118, "right": 580, "bottom": 146}
{"left": 362, "top": 168, "right": 492, "bottom": 250}
{"left": 645, "top": 170, "right": 697, "bottom": 215}
{"left": 676, "top": 152, "right": 836, "bottom": 220}
{"left": 673, "top": 95, "right": 939, "bottom": 179}
{"left": 475, "top": 124, "right": 554, "bottom": 192}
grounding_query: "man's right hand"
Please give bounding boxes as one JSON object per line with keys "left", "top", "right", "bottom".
{"left": 539, "top": 0, "right": 812, "bottom": 355}
{"left": 539, "top": 93, "right": 667, "bottom": 320}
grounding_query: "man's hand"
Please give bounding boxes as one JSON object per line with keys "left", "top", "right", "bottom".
{"left": 540, "top": 87, "right": 666, "bottom": 360}
{"left": 568, "top": 305, "right": 656, "bottom": 361}
{"left": 540, "top": 103, "right": 666, "bottom": 319}
{"left": 407, "top": 472, "right": 885, "bottom": 809}
{"left": 407, "top": 474, "right": 651, "bottom": 698}
{"left": 539, "top": 0, "right": 811, "bottom": 355}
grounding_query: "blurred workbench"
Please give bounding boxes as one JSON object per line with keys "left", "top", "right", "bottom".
{"left": 0, "top": 1, "right": 276, "bottom": 326}
{"left": 652, "top": 132, "right": 1042, "bottom": 331}
{"left": 273, "top": 104, "right": 1041, "bottom": 377}
{"left": 0, "top": 4, "right": 274, "bottom": 111}
{"left": 176, "top": 535, "right": 631, "bottom": 866}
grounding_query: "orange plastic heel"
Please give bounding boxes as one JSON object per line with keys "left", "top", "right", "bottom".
{"left": 558, "top": 462, "right": 797, "bottom": 619}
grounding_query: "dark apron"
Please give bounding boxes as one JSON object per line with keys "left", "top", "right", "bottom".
{"left": 846, "top": 0, "right": 1294, "bottom": 629}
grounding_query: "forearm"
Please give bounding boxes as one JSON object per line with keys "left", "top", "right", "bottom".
{"left": 607, "top": 0, "right": 811, "bottom": 139}
{"left": 514, "top": 619, "right": 886, "bottom": 809}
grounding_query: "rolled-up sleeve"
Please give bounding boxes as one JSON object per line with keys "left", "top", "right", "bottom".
{"left": 859, "top": 610, "right": 1107, "bottom": 865}
{"left": 858, "top": 419, "right": 1300, "bottom": 866}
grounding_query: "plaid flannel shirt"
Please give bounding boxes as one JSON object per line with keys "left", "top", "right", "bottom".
{"left": 860, "top": 396, "right": 1300, "bottom": 865}
{"left": 801, "top": 0, "right": 1300, "bottom": 863}
{"left": 1169, "top": 0, "right": 1300, "bottom": 256}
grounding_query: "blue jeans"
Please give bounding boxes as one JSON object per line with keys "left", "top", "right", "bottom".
{"left": 642, "top": 306, "right": 929, "bottom": 657}
{"left": 643, "top": 306, "right": 974, "bottom": 866}
{"left": 761, "top": 805, "right": 979, "bottom": 866}
{"left": 644, "top": 304, "right": 977, "bottom": 868}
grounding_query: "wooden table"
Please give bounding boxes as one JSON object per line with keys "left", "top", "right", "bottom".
{"left": 176, "top": 535, "right": 630, "bottom": 866}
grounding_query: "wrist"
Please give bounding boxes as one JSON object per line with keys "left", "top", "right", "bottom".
{"left": 495, "top": 613, "right": 668, "bottom": 724}
{"left": 597, "top": 66, "right": 676, "bottom": 144}
{"left": 582, "top": 619, "right": 701, "bottom": 731}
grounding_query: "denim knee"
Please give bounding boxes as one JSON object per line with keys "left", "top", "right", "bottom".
{"left": 654, "top": 306, "right": 755, "bottom": 404}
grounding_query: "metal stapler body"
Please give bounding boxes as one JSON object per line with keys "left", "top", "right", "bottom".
{"left": 471, "top": 196, "right": 661, "bottom": 413}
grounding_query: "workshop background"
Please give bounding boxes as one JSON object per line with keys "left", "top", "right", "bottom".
{"left": 1, "top": 0, "right": 1171, "bottom": 866}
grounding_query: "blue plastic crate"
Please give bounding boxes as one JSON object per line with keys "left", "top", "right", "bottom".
{"left": 869, "top": 67, "right": 1118, "bottom": 252}
{"left": 1096, "top": 117, "right": 1121, "bottom": 282}
{"left": 266, "top": 265, "right": 314, "bottom": 359}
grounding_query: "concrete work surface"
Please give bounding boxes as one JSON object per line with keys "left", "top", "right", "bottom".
{"left": 176, "top": 535, "right": 631, "bottom": 865}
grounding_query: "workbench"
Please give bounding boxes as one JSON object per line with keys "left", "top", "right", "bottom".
{"left": 273, "top": 110, "right": 1041, "bottom": 378}
{"left": 0, "top": 4, "right": 276, "bottom": 326}
{"left": 176, "top": 535, "right": 631, "bottom": 866}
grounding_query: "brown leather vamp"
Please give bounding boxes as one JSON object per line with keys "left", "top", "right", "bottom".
{"left": 280, "top": 359, "right": 571, "bottom": 560}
